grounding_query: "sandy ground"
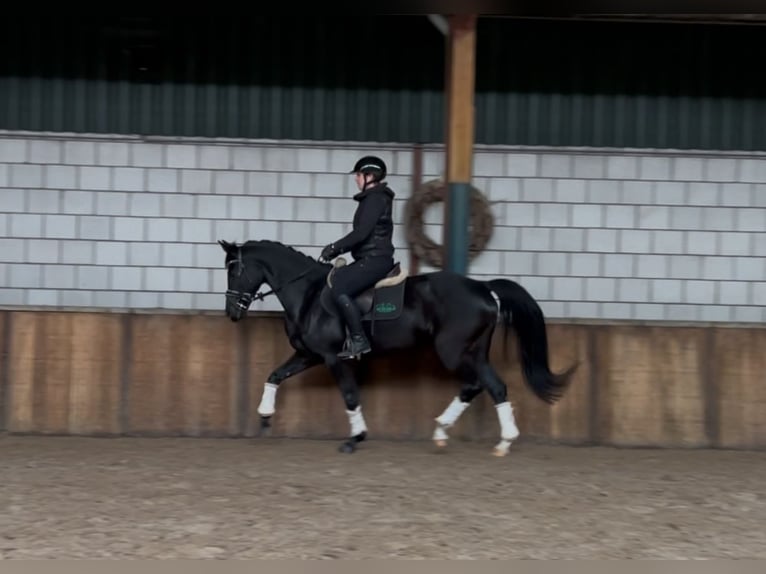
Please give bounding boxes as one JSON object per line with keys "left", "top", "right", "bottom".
{"left": 0, "top": 434, "right": 764, "bottom": 559}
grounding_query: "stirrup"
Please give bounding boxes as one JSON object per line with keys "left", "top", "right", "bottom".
{"left": 338, "top": 334, "right": 371, "bottom": 360}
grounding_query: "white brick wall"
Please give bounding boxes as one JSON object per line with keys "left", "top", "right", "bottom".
{"left": 1, "top": 130, "right": 765, "bottom": 323}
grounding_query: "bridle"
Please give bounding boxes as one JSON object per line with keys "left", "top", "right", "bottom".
{"left": 224, "top": 246, "right": 314, "bottom": 312}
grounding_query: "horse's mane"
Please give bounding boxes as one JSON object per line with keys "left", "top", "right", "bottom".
{"left": 240, "top": 239, "right": 327, "bottom": 267}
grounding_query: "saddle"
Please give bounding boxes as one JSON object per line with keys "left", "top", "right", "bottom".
{"left": 320, "top": 257, "right": 408, "bottom": 322}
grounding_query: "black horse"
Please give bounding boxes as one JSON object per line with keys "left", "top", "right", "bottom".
{"left": 219, "top": 238, "right": 576, "bottom": 455}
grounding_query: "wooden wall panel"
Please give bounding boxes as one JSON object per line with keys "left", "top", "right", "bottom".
{"left": 594, "top": 326, "right": 708, "bottom": 447}
{"left": 127, "top": 314, "right": 241, "bottom": 436}
{"left": 6, "top": 311, "right": 122, "bottom": 435}
{"left": 127, "top": 315, "right": 184, "bottom": 433}
{"left": 3, "top": 309, "right": 765, "bottom": 449}
{"left": 8, "top": 313, "right": 70, "bottom": 433}
{"left": 67, "top": 312, "right": 123, "bottom": 434}
{"left": 0, "top": 311, "right": 8, "bottom": 431}
{"left": 712, "top": 327, "right": 766, "bottom": 449}
{"left": 545, "top": 324, "right": 594, "bottom": 443}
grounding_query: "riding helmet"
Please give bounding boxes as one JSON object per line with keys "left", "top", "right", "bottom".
{"left": 350, "top": 155, "right": 387, "bottom": 182}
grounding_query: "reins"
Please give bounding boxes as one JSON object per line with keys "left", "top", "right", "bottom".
{"left": 251, "top": 268, "right": 314, "bottom": 302}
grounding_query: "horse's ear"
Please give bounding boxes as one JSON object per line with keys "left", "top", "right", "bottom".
{"left": 218, "top": 239, "right": 235, "bottom": 252}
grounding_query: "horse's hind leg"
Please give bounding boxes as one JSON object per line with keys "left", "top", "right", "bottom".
{"left": 432, "top": 360, "right": 483, "bottom": 448}
{"left": 476, "top": 362, "right": 520, "bottom": 457}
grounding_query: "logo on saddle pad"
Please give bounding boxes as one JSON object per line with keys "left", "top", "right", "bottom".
{"left": 322, "top": 259, "right": 408, "bottom": 322}
{"left": 374, "top": 302, "right": 397, "bottom": 314}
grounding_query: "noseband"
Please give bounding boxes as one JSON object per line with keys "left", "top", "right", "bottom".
{"left": 225, "top": 247, "right": 313, "bottom": 312}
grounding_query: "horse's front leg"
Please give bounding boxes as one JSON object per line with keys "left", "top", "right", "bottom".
{"left": 258, "top": 351, "right": 321, "bottom": 435}
{"left": 327, "top": 358, "right": 367, "bottom": 453}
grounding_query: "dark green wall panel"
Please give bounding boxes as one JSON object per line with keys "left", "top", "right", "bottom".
{"left": 1, "top": 12, "right": 765, "bottom": 150}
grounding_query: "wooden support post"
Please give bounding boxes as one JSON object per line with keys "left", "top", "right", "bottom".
{"left": 442, "top": 14, "right": 477, "bottom": 276}
{"left": 409, "top": 144, "right": 423, "bottom": 276}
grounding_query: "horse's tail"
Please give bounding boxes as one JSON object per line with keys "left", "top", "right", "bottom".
{"left": 485, "top": 278, "right": 577, "bottom": 404}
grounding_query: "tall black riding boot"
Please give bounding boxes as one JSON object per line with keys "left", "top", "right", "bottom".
{"left": 335, "top": 294, "right": 372, "bottom": 359}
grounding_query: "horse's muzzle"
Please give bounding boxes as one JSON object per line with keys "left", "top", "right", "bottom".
{"left": 225, "top": 290, "right": 253, "bottom": 321}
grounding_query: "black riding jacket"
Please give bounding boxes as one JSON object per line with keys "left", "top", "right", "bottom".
{"left": 332, "top": 182, "right": 396, "bottom": 260}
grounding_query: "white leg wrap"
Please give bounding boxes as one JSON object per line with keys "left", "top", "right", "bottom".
{"left": 346, "top": 406, "right": 367, "bottom": 436}
{"left": 435, "top": 396, "right": 470, "bottom": 428}
{"left": 495, "top": 401, "right": 519, "bottom": 441}
{"left": 257, "top": 383, "right": 278, "bottom": 417}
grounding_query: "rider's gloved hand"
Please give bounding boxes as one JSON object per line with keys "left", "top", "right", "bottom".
{"left": 320, "top": 243, "right": 339, "bottom": 262}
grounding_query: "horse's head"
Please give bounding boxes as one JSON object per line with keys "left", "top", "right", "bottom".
{"left": 218, "top": 239, "right": 265, "bottom": 322}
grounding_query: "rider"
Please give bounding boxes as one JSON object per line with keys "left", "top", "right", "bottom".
{"left": 320, "top": 155, "right": 396, "bottom": 359}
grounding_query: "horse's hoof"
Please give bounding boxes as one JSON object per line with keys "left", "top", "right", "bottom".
{"left": 492, "top": 439, "right": 513, "bottom": 457}
{"left": 339, "top": 441, "right": 356, "bottom": 454}
{"left": 259, "top": 417, "right": 272, "bottom": 437}
{"left": 434, "top": 439, "right": 447, "bottom": 448}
